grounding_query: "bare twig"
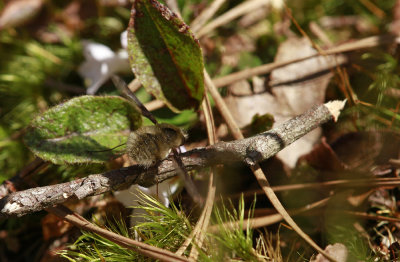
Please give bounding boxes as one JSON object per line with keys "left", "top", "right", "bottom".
{"left": 358, "top": 0, "right": 385, "bottom": 19}
{"left": 171, "top": 149, "right": 203, "bottom": 204}
{"left": 285, "top": 3, "right": 325, "bottom": 55}
{"left": 209, "top": 196, "right": 330, "bottom": 232}
{"left": 0, "top": 101, "right": 345, "bottom": 218}
{"left": 345, "top": 210, "right": 400, "bottom": 223}
{"left": 165, "top": 0, "right": 181, "bottom": 19}
{"left": 128, "top": 78, "right": 142, "bottom": 93}
{"left": 237, "top": 177, "right": 400, "bottom": 196}
{"left": 144, "top": 99, "right": 165, "bottom": 111}
{"left": 188, "top": 85, "right": 218, "bottom": 260}
{"left": 212, "top": 35, "right": 399, "bottom": 88}
{"left": 249, "top": 166, "right": 338, "bottom": 262}
{"left": 309, "top": 21, "right": 333, "bottom": 47}
{"left": 190, "top": 0, "right": 226, "bottom": 33}
{"left": 0, "top": 158, "right": 48, "bottom": 198}
{"left": 196, "top": 0, "right": 271, "bottom": 38}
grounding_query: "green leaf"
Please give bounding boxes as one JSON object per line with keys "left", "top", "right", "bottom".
{"left": 24, "top": 96, "right": 142, "bottom": 164}
{"left": 242, "top": 113, "right": 274, "bottom": 137}
{"left": 127, "top": 0, "right": 204, "bottom": 112}
{"left": 249, "top": 113, "right": 274, "bottom": 135}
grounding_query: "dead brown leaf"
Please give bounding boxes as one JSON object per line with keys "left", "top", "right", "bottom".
{"left": 310, "top": 243, "right": 348, "bottom": 262}
{"left": 41, "top": 213, "right": 73, "bottom": 241}
{"left": 330, "top": 131, "right": 400, "bottom": 172}
{"left": 298, "top": 137, "right": 347, "bottom": 171}
{"left": 0, "top": 0, "right": 44, "bottom": 30}
{"left": 225, "top": 37, "right": 343, "bottom": 167}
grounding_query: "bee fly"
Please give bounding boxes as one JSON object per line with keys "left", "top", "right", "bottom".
{"left": 127, "top": 123, "right": 187, "bottom": 167}
{"left": 111, "top": 75, "right": 202, "bottom": 203}
{"left": 110, "top": 75, "right": 187, "bottom": 167}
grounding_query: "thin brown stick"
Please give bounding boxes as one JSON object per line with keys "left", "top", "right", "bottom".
{"left": 165, "top": 0, "right": 181, "bottom": 19}
{"left": 128, "top": 78, "right": 142, "bottom": 93}
{"left": 233, "top": 177, "right": 400, "bottom": 197}
{"left": 0, "top": 158, "right": 49, "bottom": 198}
{"left": 345, "top": 210, "right": 400, "bottom": 223}
{"left": 285, "top": 3, "right": 325, "bottom": 55}
{"left": 145, "top": 99, "right": 165, "bottom": 111}
{"left": 205, "top": 71, "right": 243, "bottom": 138}
{"left": 190, "top": 0, "right": 226, "bottom": 33}
{"left": 209, "top": 196, "right": 330, "bottom": 232}
{"left": 212, "top": 35, "right": 398, "bottom": 88}
{"left": 188, "top": 84, "right": 218, "bottom": 260}
{"left": 358, "top": 0, "right": 385, "bottom": 19}
{"left": 309, "top": 21, "right": 333, "bottom": 47}
{"left": 250, "top": 166, "right": 337, "bottom": 262}
{"left": 204, "top": 69, "right": 339, "bottom": 261}
{"left": 196, "top": 0, "right": 271, "bottom": 38}
{"left": 171, "top": 149, "right": 203, "bottom": 204}
{"left": 48, "top": 205, "right": 189, "bottom": 262}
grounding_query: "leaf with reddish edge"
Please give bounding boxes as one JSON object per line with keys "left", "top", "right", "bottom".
{"left": 127, "top": 0, "right": 204, "bottom": 112}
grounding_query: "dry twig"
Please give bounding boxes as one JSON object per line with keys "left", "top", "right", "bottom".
{"left": 0, "top": 101, "right": 345, "bottom": 218}
{"left": 208, "top": 196, "right": 331, "bottom": 232}
{"left": 190, "top": 0, "right": 226, "bottom": 33}
{"left": 196, "top": 0, "right": 271, "bottom": 38}
{"left": 187, "top": 79, "right": 218, "bottom": 260}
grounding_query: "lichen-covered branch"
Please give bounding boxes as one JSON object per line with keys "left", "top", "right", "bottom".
{"left": 0, "top": 101, "right": 345, "bottom": 218}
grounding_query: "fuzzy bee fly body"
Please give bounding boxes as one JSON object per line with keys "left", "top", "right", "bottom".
{"left": 126, "top": 123, "right": 187, "bottom": 167}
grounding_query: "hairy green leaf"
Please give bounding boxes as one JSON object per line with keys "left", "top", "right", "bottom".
{"left": 127, "top": 0, "right": 204, "bottom": 112}
{"left": 24, "top": 96, "right": 142, "bottom": 164}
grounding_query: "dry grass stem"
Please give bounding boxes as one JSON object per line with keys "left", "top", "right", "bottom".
{"left": 188, "top": 79, "right": 218, "bottom": 261}
{"left": 209, "top": 196, "right": 330, "bottom": 232}
{"left": 190, "top": 0, "right": 226, "bottom": 33}
{"left": 196, "top": 0, "right": 272, "bottom": 38}
{"left": 213, "top": 35, "right": 399, "bottom": 88}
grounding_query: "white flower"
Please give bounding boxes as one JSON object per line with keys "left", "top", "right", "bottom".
{"left": 78, "top": 31, "right": 130, "bottom": 95}
{"left": 114, "top": 145, "right": 187, "bottom": 226}
{"left": 113, "top": 178, "right": 181, "bottom": 225}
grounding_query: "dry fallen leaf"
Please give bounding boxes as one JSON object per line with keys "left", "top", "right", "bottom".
{"left": 41, "top": 213, "right": 73, "bottom": 241}
{"left": 297, "top": 137, "right": 347, "bottom": 171}
{"left": 225, "top": 37, "right": 347, "bottom": 167}
{"left": 330, "top": 131, "right": 400, "bottom": 172}
{"left": 0, "top": 0, "right": 43, "bottom": 30}
{"left": 310, "top": 243, "right": 348, "bottom": 262}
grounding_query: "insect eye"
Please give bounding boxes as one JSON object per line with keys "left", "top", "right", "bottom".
{"left": 162, "top": 127, "right": 177, "bottom": 139}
